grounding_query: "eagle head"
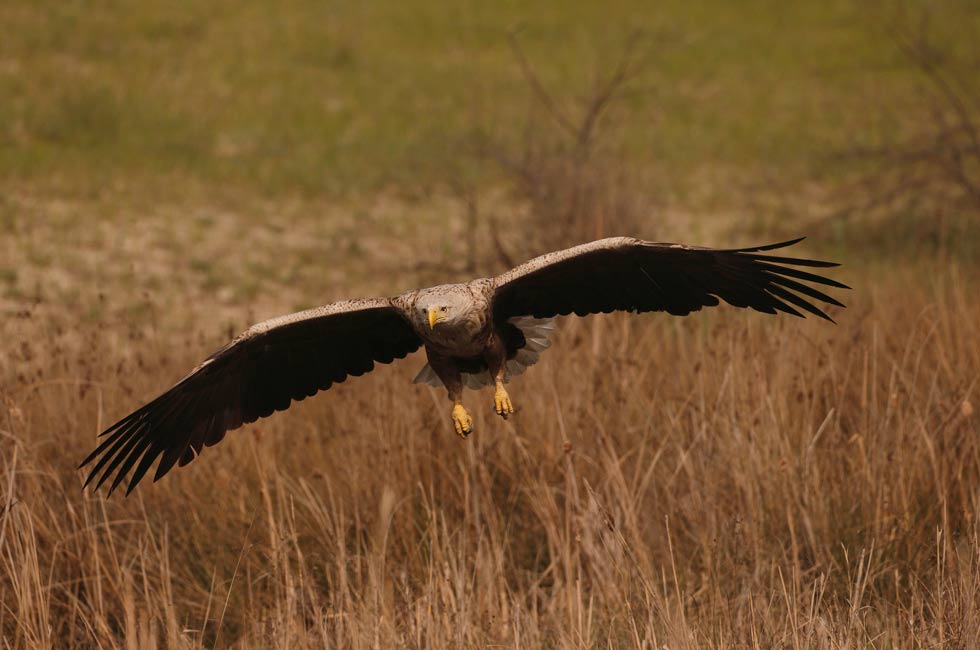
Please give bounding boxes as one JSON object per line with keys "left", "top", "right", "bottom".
{"left": 417, "top": 287, "right": 473, "bottom": 331}
{"left": 427, "top": 304, "right": 449, "bottom": 329}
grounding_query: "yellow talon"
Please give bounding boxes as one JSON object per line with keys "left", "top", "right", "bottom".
{"left": 452, "top": 403, "right": 474, "bottom": 438}
{"left": 494, "top": 384, "right": 514, "bottom": 419}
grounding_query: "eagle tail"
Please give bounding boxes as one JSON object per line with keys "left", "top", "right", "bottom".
{"left": 412, "top": 317, "right": 556, "bottom": 389}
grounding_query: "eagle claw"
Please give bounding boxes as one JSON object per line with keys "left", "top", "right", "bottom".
{"left": 452, "top": 403, "right": 474, "bottom": 437}
{"left": 494, "top": 385, "right": 514, "bottom": 419}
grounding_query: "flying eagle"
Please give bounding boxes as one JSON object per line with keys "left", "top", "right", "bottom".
{"left": 80, "top": 237, "right": 847, "bottom": 494}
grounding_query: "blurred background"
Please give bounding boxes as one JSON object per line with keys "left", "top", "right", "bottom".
{"left": 1, "top": 1, "right": 979, "bottom": 647}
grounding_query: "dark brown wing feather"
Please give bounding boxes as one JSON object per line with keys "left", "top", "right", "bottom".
{"left": 79, "top": 298, "right": 421, "bottom": 495}
{"left": 491, "top": 237, "right": 848, "bottom": 323}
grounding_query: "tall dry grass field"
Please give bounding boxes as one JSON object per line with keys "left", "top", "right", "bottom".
{"left": 3, "top": 0, "right": 980, "bottom": 646}
{"left": 2, "top": 219, "right": 978, "bottom": 647}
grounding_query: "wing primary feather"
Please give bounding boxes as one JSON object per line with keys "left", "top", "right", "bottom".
{"left": 152, "top": 382, "right": 215, "bottom": 483}
{"left": 179, "top": 448, "right": 196, "bottom": 466}
{"left": 78, "top": 412, "right": 143, "bottom": 471}
{"left": 91, "top": 380, "right": 193, "bottom": 483}
{"left": 92, "top": 422, "right": 150, "bottom": 491}
{"left": 763, "top": 272, "right": 846, "bottom": 307}
{"left": 765, "top": 284, "right": 835, "bottom": 322}
{"left": 114, "top": 389, "right": 194, "bottom": 490}
{"left": 126, "top": 438, "right": 167, "bottom": 494}
{"left": 89, "top": 399, "right": 158, "bottom": 440}
{"left": 766, "top": 298, "right": 805, "bottom": 318}
{"left": 79, "top": 397, "right": 173, "bottom": 470}
{"left": 107, "top": 436, "right": 156, "bottom": 495}
{"left": 753, "top": 262, "right": 851, "bottom": 289}
{"left": 716, "top": 262, "right": 831, "bottom": 318}
{"left": 724, "top": 237, "right": 805, "bottom": 253}
{"left": 82, "top": 414, "right": 147, "bottom": 488}
{"left": 744, "top": 253, "right": 840, "bottom": 268}
{"left": 100, "top": 385, "right": 196, "bottom": 489}
{"left": 126, "top": 379, "right": 217, "bottom": 492}
{"left": 85, "top": 393, "right": 189, "bottom": 488}
{"left": 123, "top": 392, "right": 208, "bottom": 492}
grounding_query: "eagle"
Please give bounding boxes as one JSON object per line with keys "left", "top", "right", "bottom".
{"left": 80, "top": 236, "right": 847, "bottom": 494}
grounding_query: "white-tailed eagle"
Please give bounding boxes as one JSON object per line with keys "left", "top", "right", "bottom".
{"left": 80, "top": 237, "right": 847, "bottom": 494}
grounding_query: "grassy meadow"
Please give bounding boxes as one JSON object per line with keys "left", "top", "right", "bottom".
{"left": 2, "top": 0, "right": 980, "bottom": 647}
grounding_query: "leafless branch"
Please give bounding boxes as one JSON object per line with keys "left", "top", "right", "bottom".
{"left": 576, "top": 31, "right": 645, "bottom": 152}
{"left": 834, "top": 4, "right": 980, "bottom": 224}
{"left": 507, "top": 29, "right": 579, "bottom": 142}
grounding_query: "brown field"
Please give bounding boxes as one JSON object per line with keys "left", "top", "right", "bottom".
{"left": 2, "top": 203, "right": 979, "bottom": 647}
{"left": 3, "top": 1, "right": 980, "bottom": 647}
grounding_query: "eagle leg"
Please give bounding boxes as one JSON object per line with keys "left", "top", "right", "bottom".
{"left": 452, "top": 402, "right": 474, "bottom": 438}
{"left": 485, "top": 334, "right": 515, "bottom": 420}
{"left": 493, "top": 383, "right": 514, "bottom": 419}
{"left": 426, "top": 348, "right": 474, "bottom": 437}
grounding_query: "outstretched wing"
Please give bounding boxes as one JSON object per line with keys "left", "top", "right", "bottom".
{"left": 491, "top": 237, "right": 848, "bottom": 323}
{"left": 80, "top": 298, "right": 421, "bottom": 495}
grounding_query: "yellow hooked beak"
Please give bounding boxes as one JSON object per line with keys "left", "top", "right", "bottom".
{"left": 428, "top": 307, "right": 441, "bottom": 330}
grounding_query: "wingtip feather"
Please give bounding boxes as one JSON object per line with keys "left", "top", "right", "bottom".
{"left": 730, "top": 237, "right": 805, "bottom": 253}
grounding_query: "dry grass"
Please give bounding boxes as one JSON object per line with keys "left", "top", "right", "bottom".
{"left": 3, "top": 2, "right": 979, "bottom": 646}
{"left": 2, "top": 216, "right": 979, "bottom": 647}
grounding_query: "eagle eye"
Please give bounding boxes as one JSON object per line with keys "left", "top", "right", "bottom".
{"left": 441, "top": 306, "right": 448, "bottom": 312}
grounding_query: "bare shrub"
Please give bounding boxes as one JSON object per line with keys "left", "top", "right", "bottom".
{"left": 841, "top": 5, "right": 980, "bottom": 236}
{"left": 449, "top": 31, "right": 657, "bottom": 272}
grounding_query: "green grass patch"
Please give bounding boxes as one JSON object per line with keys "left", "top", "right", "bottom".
{"left": 2, "top": 0, "right": 978, "bottom": 202}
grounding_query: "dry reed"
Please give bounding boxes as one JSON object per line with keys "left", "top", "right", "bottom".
{"left": 1, "top": 257, "right": 978, "bottom": 648}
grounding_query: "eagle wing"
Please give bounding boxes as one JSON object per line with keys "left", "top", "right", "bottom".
{"left": 80, "top": 298, "right": 421, "bottom": 495}
{"left": 490, "top": 237, "right": 848, "bottom": 323}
